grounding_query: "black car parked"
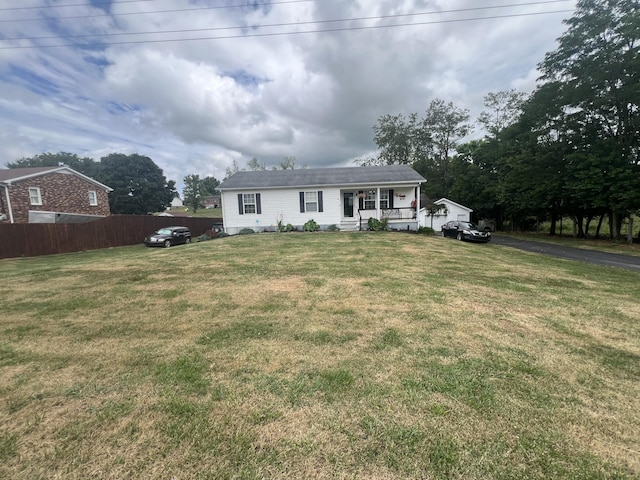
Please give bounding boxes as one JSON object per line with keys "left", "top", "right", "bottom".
{"left": 442, "top": 221, "right": 491, "bottom": 243}
{"left": 144, "top": 226, "right": 191, "bottom": 248}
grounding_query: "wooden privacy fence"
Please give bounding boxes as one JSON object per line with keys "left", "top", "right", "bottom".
{"left": 0, "top": 215, "right": 222, "bottom": 259}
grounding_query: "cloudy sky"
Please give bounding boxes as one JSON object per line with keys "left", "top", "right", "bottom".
{"left": 0, "top": 0, "right": 576, "bottom": 191}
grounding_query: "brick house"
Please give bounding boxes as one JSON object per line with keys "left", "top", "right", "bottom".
{"left": 0, "top": 166, "right": 113, "bottom": 224}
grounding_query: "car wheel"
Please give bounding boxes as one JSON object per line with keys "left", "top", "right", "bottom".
{"left": 163, "top": 240, "right": 171, "bottom": 248}
{"left": 456, "top": 232, "right": 463, "bottom": 241}
{"left": 185, "top": 238, "right": 191, "bottom": 244}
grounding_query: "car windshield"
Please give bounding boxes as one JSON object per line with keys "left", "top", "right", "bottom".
{"left": 156, "top": 228, "right": 173, "bottom": 235}
{"left": 459, "top": 222, "right": 479, "bottom": 230}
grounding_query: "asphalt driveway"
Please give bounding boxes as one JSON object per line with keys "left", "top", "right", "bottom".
{"left": 490, "top": 235, "right": 640, "bottom": 272}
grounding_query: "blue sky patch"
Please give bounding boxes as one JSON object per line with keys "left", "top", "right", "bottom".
{"left": 89, "top": 0, "right": 113, "bottom": 13}
{"left": 7, "top": 65, "right": 60, "bottom": 95}
{"left": 222, "top": 70, "right": 269, "bottom": 89}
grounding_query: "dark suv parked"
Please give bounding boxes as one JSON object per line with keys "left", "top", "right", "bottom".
{"left": 144, "top": 226, "right": 191, "bottom": 248}
{"left": 442, "top": 221, "right": 491, "bottom": 243}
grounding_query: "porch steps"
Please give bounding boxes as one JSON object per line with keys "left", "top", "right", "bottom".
{"left": 339, "top": 221, "right": 360, "bottom": 232}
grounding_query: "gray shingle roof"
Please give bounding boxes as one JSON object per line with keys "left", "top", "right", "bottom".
{"left": 0, "top": 167, "right": 60, "bottom": 182}
{"left": 0, "top": 166, "right": 113, "bottom": 191}
{"left": 218, "top": 165, "right": 426, "bottom": 190}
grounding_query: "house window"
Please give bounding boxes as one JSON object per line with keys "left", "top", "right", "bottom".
{"left": 299, "top": 191, "right": 323, "bottom": 213}
{"left": 29, "top": 187, "right": 42, "bottom": 205}
{"left": 305, "top": 191, "right": 318, "bottom": 212}
{"left": 364, "top": 191, "right": 376, "bottom": 210}
{"left": 238, "top": 193, "right": 261, "bottom": 214}
{"left": 243, "top": 193, "right": 256, "bottom": 214}
{"left": 88, "top": 191, "right": 98, "bottom": 206}
{"left": 380, "top": 190, "right": 389, "bottom": 209}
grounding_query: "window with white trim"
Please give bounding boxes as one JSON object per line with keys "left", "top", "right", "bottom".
{"left": 243, "top": 193, "right": 256, "bottom": 214}
{"left": 88, "top": 190, "right": 98, "bottom": 206}
{"left": 304, "top": 191, "right": 318, "bottom": 212}
{"left": 299, "top": 191, "right": 323, "bottom": 213}
{"left": 29, "top": 187, "right": 42, "bottom": 205}
{"left": 380, "top": 190, "right": 390, "bottom": 209}
{"left": 364, "top": 191, "right": 376, "bottom": 210}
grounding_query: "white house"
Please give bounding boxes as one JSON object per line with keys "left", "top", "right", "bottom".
{"left": 218, "top": 165, "right": 427, "bottom": 234}
{"left": 419, "top": 197, "right": 473, "bottom": 231}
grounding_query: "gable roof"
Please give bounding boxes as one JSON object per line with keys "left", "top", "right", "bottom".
{"left": 218, "top": 165, "right": 426, "bottom": 190}
{"left": 0, "top": 166, "right": 113, "bottom": 191}
{"left": 434, "top": 197, "right": 473, "bottom": 212}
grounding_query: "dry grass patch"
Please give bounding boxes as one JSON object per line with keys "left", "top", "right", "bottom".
{"left": 1, "top": 233, "right": 639, "bottom": 479}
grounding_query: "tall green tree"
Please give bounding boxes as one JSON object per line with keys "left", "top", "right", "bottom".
{"left": 97, "top": 153, "right": 173, "bottom": 214}
{"left": 540, "top": 0, "right": 640, "bottom": 237}
{"left": 413, "top": 99, "right": 472, "bottom": 199}
{"left": 182, "top": 174, "right": 205, "bottom": 212}
{"left": 200, "top": 176, "right": 221, "bottom": 196}
{"left": 365, "top": 113, "right": 430, "bottom": 166}
{"left": 478, "top": 90, "right": 528, "bottom": 138}
{"left": 7, "top": 152, "right": 99, "bottom": 178}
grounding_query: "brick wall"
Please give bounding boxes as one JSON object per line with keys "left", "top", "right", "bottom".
{"left": 4, "top": 172, "right": 110, "bottom": 223}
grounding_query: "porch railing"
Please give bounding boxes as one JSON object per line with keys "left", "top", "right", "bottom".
{"left": 358, "top": 207, "right": 417, "bottom": 230}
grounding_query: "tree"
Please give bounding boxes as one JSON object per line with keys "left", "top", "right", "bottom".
{"left": 200, "top": 176, "right": 221, "bottom": 196}
{"left": 183, "top": 174, "right": 205, "bottom": 213}
{"left": 96, "top": 153, "right": 174, "bottom": 214}
{"left": 247, "top": 157, "right": 266, "bottom": 171}
{"left": 363, "top": 113, "right": 430, "bottom": 166}
{"left": 225, "top": 159, "right": 242, "bottom": 179}
{"left": 7, "top": 152, "right": 99, "bottom": 178}
{"left": 478, "top": 90, "right": 528, "bottom": 137}
{"left": 539, "top": 0, "right": 640, "bottom": 237}
{"left": 279, "top": 155, "right": 307, "bottom": 169}
{"left": 413, "top": 99, "right": 472, "bottom": 199}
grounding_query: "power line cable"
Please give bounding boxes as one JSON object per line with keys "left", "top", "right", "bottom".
{"left": 0, "top": 0, "right": 315, "bottom": 22}
{"left": 0, "top": 0, "right": 158, "bottom": 11}
{"left": 0, "top": 9, "right": 574, "bottom": 50}
{"left": 3, "top": 0, "right": 574, "bottom": 39}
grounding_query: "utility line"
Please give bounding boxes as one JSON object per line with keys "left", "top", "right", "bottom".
{"left": 0, "top": 0, "right": 158, "bottom": 11}
{"left": 0, "top": 0, "right": 315, "bottom": 21}
{"left": 3, "top": 0, "right": 574, "bottom": 39}
{"left": 0, "top": 9, "right": 574, "bottom": 50}
{"left": 0, "top": 0, "right": 572, "bottom": 23}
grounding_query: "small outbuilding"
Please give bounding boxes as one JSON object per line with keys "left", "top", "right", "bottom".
{"left": 419, "top": 198, "right": 473, "bottom": 232}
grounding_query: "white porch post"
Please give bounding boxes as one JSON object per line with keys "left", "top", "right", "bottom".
{"left": 417, "top": 184, "right": 421, "bottom": 228}
{"left": 376, "top": 187, "right": 380, "bottom": 219}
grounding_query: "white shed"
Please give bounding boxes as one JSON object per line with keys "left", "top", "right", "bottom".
{"left": 170, "top": 196, "right": 183, "bottom": 209}
{"left": 419, "top": 198, "right": 473, "bottom": 231}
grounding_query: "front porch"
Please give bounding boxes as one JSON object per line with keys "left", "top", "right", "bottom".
{"left": 357, "top": 207, "right": 418, "bottom": 231}
{"left": 338, "top": 186, "right": 420, "bottom": 232}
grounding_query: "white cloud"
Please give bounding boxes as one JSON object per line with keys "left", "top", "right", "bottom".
{"left": 0, "top": 0, "right": 576, "bottom": 187}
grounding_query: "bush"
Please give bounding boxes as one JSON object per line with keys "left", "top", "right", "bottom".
{"left": 367, "top": 218, "right": 388, "bottom": 231}
{"left": 303, "top": 219, "right": 319, "bottom": 232}
{"left": 197, "top": 234, "right": 213, "bottom": 242}
{"left": 326, "top": 224, "right": 340, "bottom": 232}
{"left": 285, "top": 223, "right": 294, "bottom": 232}
{"left": 418, "top": 227, "right": 436, "bottom": 235}
{"left": 239, "top": 228, "right": 255, "bottom": 235}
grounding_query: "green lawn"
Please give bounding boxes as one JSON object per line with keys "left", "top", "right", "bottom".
{"left": 1, "top": 233, "right": 639, "bottom": 479}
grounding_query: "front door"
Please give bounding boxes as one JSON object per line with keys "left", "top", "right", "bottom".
{"left": 343, "top": 192, "right": 354, "bottom": 218}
